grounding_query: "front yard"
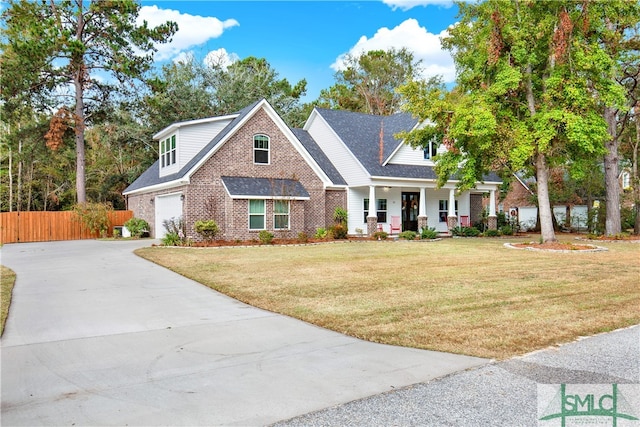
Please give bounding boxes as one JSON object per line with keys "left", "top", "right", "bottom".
{"left": 135, "top": 235, "right": 640, "bottom": 360}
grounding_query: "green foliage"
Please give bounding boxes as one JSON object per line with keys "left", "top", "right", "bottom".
{"left": 621, "top": 206, "right": 636, "bottom": 230}
{"left": 163, "top": 216, "right": 187, "bottom": 244}
{"left": 420, "top": 227, "right": 438, "bottom": 239}
{"left": 451, "top": 226, "right": 481, "bottom": 237}
{"left": 73, "top": 202, "right": 113, "bottom": 237}
{"left": 333, "top": 206, "right": 348, "bottom": 225}
{"left": 162, "top": 232, "right": 181, "bottom": 246}
{"left": 258, "top": 230, "right": 274, "bottom": 245}
{"left": 372, "top": 231, "right": 388, "bottom": 240}
{"left": 398, "top": 231, "right": 418, "bottom": 240}
{"left": 314, "top": 227, "right": 328, "bottom": 239}
{"left": 499, "top": 225, "right": 514, "bottom": 236}
{"left": 484, "top": 229, "right": 501, "bottom": 237}
{"left": 194, "top": 219, "right": 220, "bottom": 242}
{"left": 124, "top": 217, "right": 149, "bottom": 238}
{"left": 330, "top": 223, "right": 348, "bottom": 239}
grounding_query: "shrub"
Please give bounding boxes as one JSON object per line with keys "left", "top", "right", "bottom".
{"left": 314, "top": 227, "right": 328, "bottom": 239}
{"left": 398, "top": 230, "right": 417, "bottom": 240}
{"left": 163, "top": 216, "right": 187, "bottom": 245}
{"left": 333, "top": 206, "right": 348, "bottom": 225}
{"left": 420, "top": 227, "right": 438, "bottom": 239}
{"left": 194, "top": 220, "right": 220, "bottom": 241}
{"left": 372, "top": 231, "right": 388, "bottom": 240}
{"left": 73, "top": 202, "right": 113, "bottom": 237}
{"left": 258, "top": 230, "right": 274, "bottom": 244}
{"left": 297, "top": 232, "right": 309, "bottom": 243}
{"left": 162, "top": 232, "right": 181, "bottom": 246}
{"left": 331, "top": 223, "right": 348, "bottom": 239}
{"left": 485, "top": 229, "right": 501, "bottom": 237}
{"left": 452, "top": 226, "right": 480, "bottom": 237}
{"left": 124, "top": 217, "right": 150, "bottom": 238}
{"left": 499, "top": 225, "right": 513, "bottom": 236}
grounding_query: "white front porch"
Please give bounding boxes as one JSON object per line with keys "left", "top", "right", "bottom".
{"left": 347, "top": 185, "right": 498, "bottom": 236}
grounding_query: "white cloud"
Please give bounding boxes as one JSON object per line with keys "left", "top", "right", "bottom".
{"left": 331, "top": 18, "right": 456, "bottom": 83}
{"left": 382, "top": 0, "right": 456, "bottom": 11}
{"left": 203, "top": 48, "right": 240, "bottom": 69}
{"left": 137, "top": 6, "right": 239, "bottom": 61}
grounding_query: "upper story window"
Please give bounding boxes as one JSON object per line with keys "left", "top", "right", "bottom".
{"left": 161, "top": 135, "right": 176, "bottom": 168}
{"left": 254, "top": 134, "right": 270, "bottom": 164}
{"left": 423, "top": 138, "right": 438, "bottom": 160}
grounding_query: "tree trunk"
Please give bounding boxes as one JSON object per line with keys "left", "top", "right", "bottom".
{"left": 603, "top": 106, "right": 621, "bottom": 236}
{"left": 634, "top": 104, "right": 640, "bottom": 235}
{"left": 74, "top": 1, "right": 86, "bottom": 204}
{"left": 536, "top": 153, "right": 557, "bottom": 243}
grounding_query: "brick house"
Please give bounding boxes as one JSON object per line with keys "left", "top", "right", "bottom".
{"left": 123, "top": 99, "right": 502, "bottom": 240}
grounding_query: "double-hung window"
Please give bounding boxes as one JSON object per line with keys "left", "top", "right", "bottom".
{"left": 161, "top": 135, "right": 176, "bottom": 168}
{"left": 364, "top": 198, "right": 387, "bottom": 223}
{"left": 249, "top": 200, "right": 265, "bottom": 230}
{"left": 274, "top": 200, "right": 290, "bottom": 230}
{"left": 438, "top": 200, "right": 458, "bottom": 222}
{"left": 254, "top": 134, "right": 270, "bottom": 164}
{"left": 423, "top": 138, "right": 438, "bottom": 160}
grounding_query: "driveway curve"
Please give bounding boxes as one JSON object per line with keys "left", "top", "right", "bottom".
{"left": 1, "top": 240, "right": 487, "bottom": 426}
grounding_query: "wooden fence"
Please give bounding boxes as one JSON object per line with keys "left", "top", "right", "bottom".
{"left": 0, "top": 211, "right": 133, "bottom": 244}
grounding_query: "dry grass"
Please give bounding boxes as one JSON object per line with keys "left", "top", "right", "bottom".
{"left": 1, "top": 265, "right": 17, "bottom": 336}
{"left": 135, "top": 235, "right": 640, "bottom": 360}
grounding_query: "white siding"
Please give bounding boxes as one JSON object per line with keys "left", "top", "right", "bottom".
{"left": 306, "top": 114, "right": 370, "bottom": 186}
{"left": 388, "top": 143, "right": 432, "bottom": 165}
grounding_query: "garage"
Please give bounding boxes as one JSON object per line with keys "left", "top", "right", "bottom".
{"left": 154, "top": 193, "right": 183, "bottom": 238}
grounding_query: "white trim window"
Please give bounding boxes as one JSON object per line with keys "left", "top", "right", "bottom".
{"left": 249, "top": 199, "right": 265, "bottom": 230}
{"left": 161, "top": 135, "right": 176, "bottom": 168}
{"left": 439, "top": 200, "right": 458, "bottom": 222}
{"left": 364, "top": 198, "right": 387, "bottom": 223}
{"left": 274, "top": 200, "right": 290, "bottom": 230}
{"left": 423, "top": 138, "right": 438, "bottom": 160}
{"left": 254, "top": 134, "right": 270, "bottom": 164}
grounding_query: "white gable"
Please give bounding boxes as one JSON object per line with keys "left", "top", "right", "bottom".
{"left": 386, "top": 142, "right": 445, "bottom": 166}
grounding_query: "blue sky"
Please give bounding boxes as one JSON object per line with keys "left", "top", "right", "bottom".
{"left": 139, "top": 1, "right": 462, "bottom": 101}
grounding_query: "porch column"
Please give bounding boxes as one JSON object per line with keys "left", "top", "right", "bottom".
{"left": 367, "top": 185, "right": 379, "bottom": 236}
{"left": 447, "top": 188, "right": 458, "bottom": 231}
{"left": 418, "top": 187, "right": 428, "bottom": 231}
{"left": 488, "top": 189, "right": 498, "bottom": 230}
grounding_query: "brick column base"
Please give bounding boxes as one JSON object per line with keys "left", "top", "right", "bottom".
{"left": 418, "top": 216, "right": 428, "bottom": 232}
{"left": 367, "top": 216, "right": 378, "bottom": 237}
{"left": 488, "top": 215, "right": 498, "bottom": 230}
{"left": 447, "top": 215, "right": 458, "bottom": 232}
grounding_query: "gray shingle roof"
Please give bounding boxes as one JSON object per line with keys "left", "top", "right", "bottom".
{"left": 291, "top": 128, "right": 346, "bottom": 186}
{"left": 221, "top": 176, "right": 309, "bottom": 199}
{"left": 314, "top": 108, "right": 501, "bottom": 183}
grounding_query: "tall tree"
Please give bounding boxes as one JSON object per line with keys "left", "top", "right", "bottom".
{"left": 399, "top": 0, "right": 627, "bottom": 243}
{"left": 1, "top": 0, "right": 176, "bottom": 203}
{"left": 318, "top": 48, "right": 421, "bottom": 115}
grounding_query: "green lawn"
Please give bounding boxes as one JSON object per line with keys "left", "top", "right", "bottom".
{"left": 1, "top": 265, "right": 16, "bottom": 336}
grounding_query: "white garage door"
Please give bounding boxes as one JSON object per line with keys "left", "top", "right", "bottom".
{"left": 155, "top": 193, "right": 183, "bottom": 238}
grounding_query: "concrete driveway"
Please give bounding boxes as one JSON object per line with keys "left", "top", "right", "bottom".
{"left": 1, "top": 240, "right": 488, "bottom": 426}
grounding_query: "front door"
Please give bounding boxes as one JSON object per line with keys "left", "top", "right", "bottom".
{"left": 401, "top": 192, "right": 420, "bottom": 232}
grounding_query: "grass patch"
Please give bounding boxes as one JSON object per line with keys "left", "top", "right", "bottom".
{"left": 135, "top": 236, "right": 640, "bottom": 360}
{"left": 1, "top": 265, "right": 17, "bottom": 336}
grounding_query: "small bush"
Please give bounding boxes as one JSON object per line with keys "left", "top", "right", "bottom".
{"left": 297, "top": 232, "right": 309, "bottom": 243}
{"left": 499, "top": 225, "right": 513, "bottom": 236}
{"left": 485, "top": 229, "right": 501, "bottom": 237}
{"left": 333, "top": 206, "right": 348, "bottom": 225}
{"left": 163, "top": 216, "right": 187, "bottom": 245}
{"left": 372, "top": 231, "right": 388, "bottom": 240}
{"left": 194, "top": 219, "right": 220, "bottom": 241}
{"left": 73, "top": 202, "right": 113, "bottom": 237}
{"left": 399, "top": 230, "right": 418, "bottom": 240}
{"left": 420, "top": 227, "right": 438, "bottom": 239}
{"left": 452, "top": 226, "right": 480, "bottom": 237}
{"left": 124, "top": 217, "right": 150, "bottom": 238}
{"left": 162, "top": 232, "right": 181, "bottom": 246}
{"left": 331, "top": 223, "right": 348, "bottom": 239}
{"left": 258, "top": 230, "right": 274, "bottom": 244}
{"left": 315, "top": 227, "right": 328, "bottom": 239}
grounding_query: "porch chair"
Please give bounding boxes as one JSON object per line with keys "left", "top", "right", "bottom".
{"left": 460, "top": 215, "right": 470, "bottom": 227}
{"left": 389, "top": 215, "right": 401, "bottom": 234}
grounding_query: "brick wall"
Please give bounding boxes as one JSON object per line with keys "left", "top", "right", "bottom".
{"left": 127, "top": 186, "right": 187, "bottom": 237}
